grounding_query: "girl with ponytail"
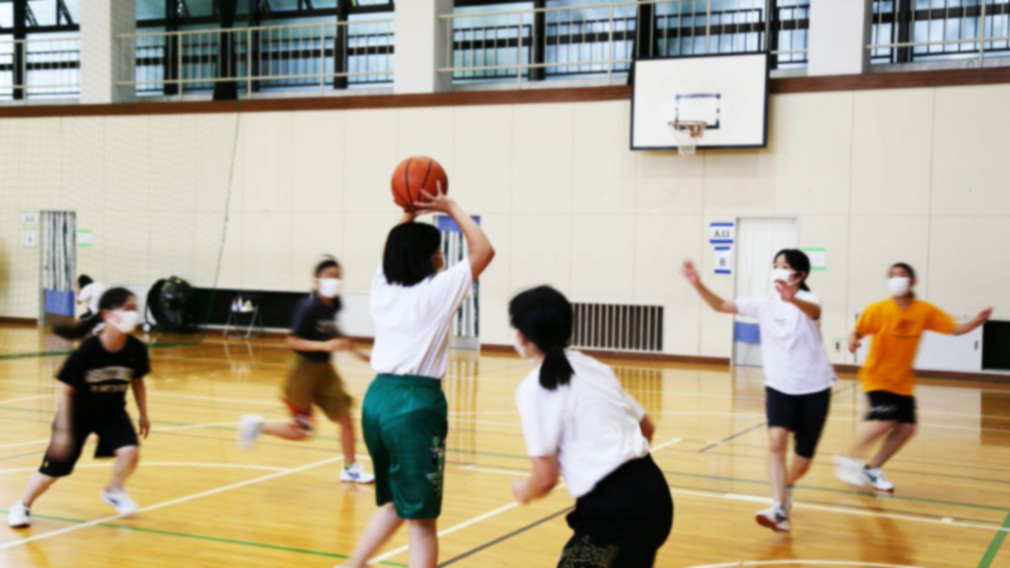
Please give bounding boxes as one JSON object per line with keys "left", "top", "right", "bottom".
{"left": 509, "top": 286, "right": 673, "bottom": 568}
{"left": 683, "top": 249, "right": 835, "bottom": 534}
{"left": 8, "top": 288, "right": 151, "bottom": 529}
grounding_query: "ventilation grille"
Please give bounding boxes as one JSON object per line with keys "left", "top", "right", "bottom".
{"left": 572, "top": 303, "right": 664, "bottom": 353}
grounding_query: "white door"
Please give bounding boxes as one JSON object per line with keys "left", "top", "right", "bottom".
{"left": 733, "top": 218, "right": 799, "bottom": 367}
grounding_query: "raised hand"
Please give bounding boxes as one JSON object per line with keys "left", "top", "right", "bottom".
{"left": 978, "top": 307, "right": 994, "bottom": 323}
{"left": 775, "top": 280, "right": 796, "bottom": 303}
{"left": 682, "top": 261, "right": 700, "bottom": 287}
{"left": 413, "top": 181, "right": 454, "bottom": 216}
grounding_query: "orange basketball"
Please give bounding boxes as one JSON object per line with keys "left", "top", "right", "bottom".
{"left": 391, "top": 156, "right": 448, "bottom": 212}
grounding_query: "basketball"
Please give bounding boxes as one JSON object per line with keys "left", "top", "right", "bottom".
{"left": 391, "top": 156, "right": 448, "bottom": 211}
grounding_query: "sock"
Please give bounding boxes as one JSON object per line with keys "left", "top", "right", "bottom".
{"left": 343, "top": 463, "right": 353, "bottom": 470}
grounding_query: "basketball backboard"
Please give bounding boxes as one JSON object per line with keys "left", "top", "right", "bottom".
{"left": 631, "top": 53, "right": 769, "bottom": 151}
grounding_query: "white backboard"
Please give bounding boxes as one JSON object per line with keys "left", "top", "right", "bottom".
{"left": 631, "top": 53, "right": 769, "bottom": 151}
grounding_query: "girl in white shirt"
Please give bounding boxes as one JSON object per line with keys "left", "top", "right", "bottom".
{"left": 342, "top": 184, "right": 495, "bottom": 568}
{"left": 683, "top": 249, "right": 835, "bottom": 533}
{"left": 510, "top": 286, "right": 673, "bottom": 568}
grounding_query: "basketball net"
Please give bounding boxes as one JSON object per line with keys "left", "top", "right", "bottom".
{"left": 669, "top": 121, "right": 707, "bottom": 157}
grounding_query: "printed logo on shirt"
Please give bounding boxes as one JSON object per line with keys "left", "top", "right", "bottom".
{"left": 892, "top": 319, "right": 918, "bottom": 337}
{"left": 84, "top": 366, "right": 134, "bottom": 393}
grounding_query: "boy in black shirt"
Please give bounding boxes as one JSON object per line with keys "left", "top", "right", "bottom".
{"left": 238, "top": 258, "right": 373, "bottom": 483}
{"left": 8, "top": 288, "right": 151, "bottom": 528}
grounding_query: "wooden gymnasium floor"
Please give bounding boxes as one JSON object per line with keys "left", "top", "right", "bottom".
{"left": 1, "top": 331, "right": 1009, "bottom": 568}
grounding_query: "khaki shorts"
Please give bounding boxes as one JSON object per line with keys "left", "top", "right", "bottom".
{"left": 283, "top": 357, "right": 352, "bottom": 430}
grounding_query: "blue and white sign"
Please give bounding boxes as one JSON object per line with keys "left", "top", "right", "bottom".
{"left": 714, "top": 246, "right": 732, "bottom": 275}
{"left": 709, "top": 222, "right": 735, "bottom": 244}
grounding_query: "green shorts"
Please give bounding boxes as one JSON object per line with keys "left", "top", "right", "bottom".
{"left": 362, "top": 374, "right": 448, "bottom": 520}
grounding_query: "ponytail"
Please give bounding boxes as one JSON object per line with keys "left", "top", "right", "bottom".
{"left": 509, "top": 286, "right": 575, "bottom": 392}
{"left": 539, "top": 345, "right": 574, "bottom": 391}
{"left": 54, "top": 287, "right": 135, "bottom": 340}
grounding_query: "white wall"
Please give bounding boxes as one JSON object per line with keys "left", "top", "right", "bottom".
{"left": 2, "top": 83, "right": 1008, "bottom": 363}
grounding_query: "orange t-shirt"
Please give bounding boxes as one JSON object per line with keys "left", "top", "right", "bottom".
{"left": 855, "top": 299, "right": 957, "bottom": 396}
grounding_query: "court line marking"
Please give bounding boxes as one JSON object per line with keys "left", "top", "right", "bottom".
{"left": 977, "top": 511, "right": 1010, "bottom": 568}
{"left": 0, "top": 394, "right": 52, "bottom": 406}
{"left": 375, "top": 444, "right": 686, "bottom": 564}
{"left": 461, "top": 465, "right": 1010, "bottom": 534}
{"left": 0, "top": 456, "right": 342, "bottom": 551}
{"left": 369, "top": 481, "right": 570, "bottom": 565}
{"left": 147, "top": 392, "right": 280, "bottom": 407}
{"left": 0, "top": 420, "right": 238, "bottom": 452}
{"left": 682, "top": 557, "right": 933, "bottom": 561}
{"left": 0, "top": 461, "right": 286, "bottom": 475}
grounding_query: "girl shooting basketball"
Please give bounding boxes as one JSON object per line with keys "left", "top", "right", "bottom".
{"left": 509, "top": 286, "right": 673, "bottom": 568}
{"left": 835, "top": 262, "right": 992, "bottom": 492}
{"left": 342, "top": 183, "right": 494, "bottom": 568}
{"left": 237, "top": 258, "right": 373, "bottom": 484}
{"left": 8, "top": 288, "right": 150, "bottom": 528}
{"left": 683, "top": 250, "right": 836, "bottom": 533}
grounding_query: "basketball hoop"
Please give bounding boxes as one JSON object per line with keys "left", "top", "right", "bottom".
{"left": 668, "top": 121, "right": 707, "bottom": 156}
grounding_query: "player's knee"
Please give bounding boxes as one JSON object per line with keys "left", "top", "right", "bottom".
{"left": 900, "top": 423, "right": 918, "bottom": 439}
{"left": 118, "top": 445, "right": 140, "bottom": 465}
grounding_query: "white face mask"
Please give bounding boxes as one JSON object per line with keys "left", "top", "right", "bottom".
{"left": 770, "top": 268, "right": 794, "bottom": 286}
{"left": 110, "top": 310, "right": 141, "bottom": 334}
{"left": 887, "top": 276, "right": 911, "bottom": 297}
{"left": 514, "top": 335, "right": 533, "bottom": 361}
{"left": 317, "top": 278, "right": 342, "bottom": 298}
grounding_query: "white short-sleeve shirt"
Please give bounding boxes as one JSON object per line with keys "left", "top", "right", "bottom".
{"left": 736, "top": 291, "right": 836, "bottom": 395}
{"left": 369, "top": 261, "right": 473, "bottom": 379}
{"left": 515, "top": 350, "right": 650, "bottom": 499}
{"left": 78, "top": 283, "right": 104, "bottom": 315}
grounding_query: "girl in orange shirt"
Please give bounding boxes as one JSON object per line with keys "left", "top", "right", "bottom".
{"left": 835, "top": 262, "right": 991, "bottom": 492}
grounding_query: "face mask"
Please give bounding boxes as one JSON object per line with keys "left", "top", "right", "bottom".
{"left": 887, "top": 276, "right": 911, "bottom": 297}
{"left": 317, "top": 278, "right": 342, "bottom": 298}
{"left": 514, "top": 336, "right": 533, "bottom": 361}
{"left": 770, "top": 268, "right": 794, "bottom": 285}
{"left": 110, "top": 310, "right": 141, "bottom": 334}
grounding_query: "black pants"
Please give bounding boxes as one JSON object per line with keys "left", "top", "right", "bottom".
{"left": 765, "top": 386, "right": 832, "bottom": 459}
{"left": 558, "top": 455, "right": 674, "bottom": 568}
{"left": 40, "top": 411, "right": 138, "bottom": 477}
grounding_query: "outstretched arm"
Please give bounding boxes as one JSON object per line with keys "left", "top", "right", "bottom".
{"left": 953, "top": 308, "right": 993, "bottom": 336}
{"left": 682, "top": 261, "right": 738, "bottom": 315}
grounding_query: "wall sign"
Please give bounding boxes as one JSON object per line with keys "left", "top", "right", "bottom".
{"left": 709, "top": 222, "right": 735, "bottom": 244}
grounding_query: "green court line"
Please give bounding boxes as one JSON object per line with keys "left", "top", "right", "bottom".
{"left": 978, "top": 511, "right": 1010, "bottom": 568}
{"left": 3, "top": 407, "right": 1009, "bottom": 515}
{"left": 0, "top": 507, "right": 406, "bottom": 567}
{"left": 0, "top": 341, "right": 201, "bottom": 361}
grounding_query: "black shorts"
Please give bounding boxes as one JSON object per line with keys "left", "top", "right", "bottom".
{"left": 765, "top": 386, "right": 832, "bottom": 460}
{"left": 559, "top": 455, "right": 674, "bottom": 568}
{"left": 865, "top": 390, "right": 917, "bottom": 424}
{"left": 39, "top": 411, "right": 139, "bottom": 477}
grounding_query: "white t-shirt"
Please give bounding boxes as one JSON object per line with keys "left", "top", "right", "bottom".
{"left": 515, "top": 350, "right": 650, "bottom": 499}
{"left": 370, "top": 261, "right": 473, "bottom": 379}
{"left": 736, "top": 291, "right": 836, "bottom": 395}
{"left": 78, "top": 282, "right": 104, "bottom": 315}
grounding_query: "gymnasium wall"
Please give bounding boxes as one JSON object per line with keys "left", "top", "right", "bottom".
{"left": 2, "top": 83, "right": 1008, "bottom": 363}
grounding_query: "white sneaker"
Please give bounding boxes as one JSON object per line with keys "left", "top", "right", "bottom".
{"left": 340, "top": 462, "right": 375, "bottom": 484}
{"left": 237, "top": 414, "right": 264, "bottom": 450}
{"left": 755, "top": 505, "right": 789, "bottom": 533}
{"left": 8, "top": 501, "right": 30, "bottom": 528}
{"left": 102, "top": 488, "right": 139, "bottom": 516}
{"left": 834, "top": 454, "right": 868, "bottom": 488}
{"left": 863, "top": 466, "right": 895, "bottom": 492}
